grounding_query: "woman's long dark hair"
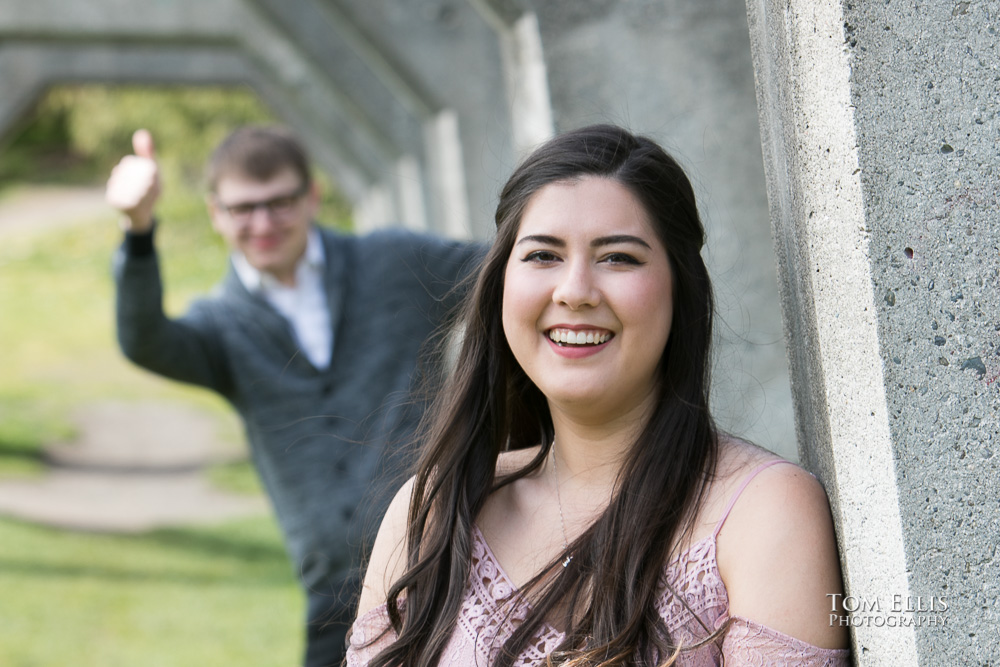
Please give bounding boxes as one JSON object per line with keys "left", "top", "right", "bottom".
{"left": 370, "top": 125, "right": 719, "bottom": 666}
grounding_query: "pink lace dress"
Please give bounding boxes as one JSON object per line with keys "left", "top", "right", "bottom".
{"left": 347, "top": 461, "right": 851, "bottom": 666}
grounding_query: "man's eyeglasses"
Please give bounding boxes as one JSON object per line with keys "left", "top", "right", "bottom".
{"left": 215, "top": 184, "right": 309, "bottom": 223}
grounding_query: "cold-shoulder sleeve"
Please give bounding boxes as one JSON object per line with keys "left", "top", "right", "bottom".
{"left": 721, "top": 616, "right": 850, "bottom": 666}
{"left": 346, "top": 604, "right": 398, "bottom": 667}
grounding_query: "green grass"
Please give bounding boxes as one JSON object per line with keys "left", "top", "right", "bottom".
{"left": 0, "top": 397, "right": 76, "bottom": 476}
{"left": 0, "top": 185, "right": 301, "bottom": 662}
{"left": 0, "top": 185, "right": 242, "bottom": 475}
{"left": 0, "top": 183, "right": 347, "bottom": 479}
{"left": 0, "top": 515, "right": 303, "bottom": 665}
{"left": 208, "top": 460, "right": 265, "bottom": 496}
{"left": 0, "top": 192, "right": 306, "bottom": 664}
{"left": 0, "top": 86, "right": 353, "bottom": 664}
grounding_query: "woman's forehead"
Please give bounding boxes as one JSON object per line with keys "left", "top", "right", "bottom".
{"left": 514, "top": 177, "right": 659, "bottom": 245}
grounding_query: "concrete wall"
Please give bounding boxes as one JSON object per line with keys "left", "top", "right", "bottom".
{"left": 746, "top": 0, "right": 999, "bottom": 662}
{"left": 0, "top": 0, "right": 516, "bottom": 237}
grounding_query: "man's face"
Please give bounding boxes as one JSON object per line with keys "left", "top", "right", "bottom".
{"left": 208, "top": 167, "right": 318, "bottom": 285}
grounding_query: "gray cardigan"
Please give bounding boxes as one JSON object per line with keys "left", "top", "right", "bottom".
{"left": 114, "top": 225, "right": 482, "bottom": 599}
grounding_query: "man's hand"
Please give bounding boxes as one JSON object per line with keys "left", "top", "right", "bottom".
{"left": 106, "top": 129, "right": 161, "bottom": 233}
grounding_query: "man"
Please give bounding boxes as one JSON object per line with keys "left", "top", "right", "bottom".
{"left": 106, "top": 126, "right": 481, "bottom": 665}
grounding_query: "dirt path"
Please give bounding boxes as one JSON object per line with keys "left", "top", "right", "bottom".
{"left": 0, "top": 186, "right": 268, "bottom": 533}
{"left": 0, "top": 184, "right": 111, "bottom": 236}
{"left": 0, "top": 400, "right": 267, "bottom": 532}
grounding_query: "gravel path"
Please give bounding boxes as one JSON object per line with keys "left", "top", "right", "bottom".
{"left": 0, "top": 400, "right": 267, "bottom": 533}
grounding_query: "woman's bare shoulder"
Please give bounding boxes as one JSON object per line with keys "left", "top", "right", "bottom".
{"left": 713, "top": 438, "right": 848, "bottom": 649}
{"left": 686, "top": 437, "right": 784, "bottom": 534}
{"left": 712, "top": 436, "right": 833, "bottom": 565}
{"left": 715, "top": 435, "right": 782, "bottom": 480}
{"left": 356, "top": 476, "right": 416, "bottom": 618}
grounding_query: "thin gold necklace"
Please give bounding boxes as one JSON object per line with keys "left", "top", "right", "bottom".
{"left": 550, "top": 443, "right": 573, "bottom": 567}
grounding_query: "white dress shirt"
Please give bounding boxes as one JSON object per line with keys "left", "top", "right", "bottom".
{"left": 231, "top": 228, "right": 332, "bottom": 369}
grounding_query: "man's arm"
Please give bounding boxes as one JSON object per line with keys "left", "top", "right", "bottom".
{"left": 108, "top": 130, "right": 232, "bottom": 395}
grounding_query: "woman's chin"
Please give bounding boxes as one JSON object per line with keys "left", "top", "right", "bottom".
{"left": 546, "top": 393, "right": 622, "bottom": 421}
{"left": 543, "top": 383, "right": 658, "bottom": 426}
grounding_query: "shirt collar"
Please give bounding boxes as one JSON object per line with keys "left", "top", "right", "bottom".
{"left": 231, "top": 226, "right": 325, "bottom": 293}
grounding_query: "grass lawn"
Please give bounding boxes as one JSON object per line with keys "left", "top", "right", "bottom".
{"left": 0, "top": 188, "right": 240, "bottom": 475}
{"left": 0, "top": 186, "right": 303, "bottom": 663}
{"left": 0, "top": 515, "right": 303, "bottom": 666}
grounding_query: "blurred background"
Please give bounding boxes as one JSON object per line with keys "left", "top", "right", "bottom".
{"left": 0, "top": 85, "right": 323, "bottom": 664}
{"left": 0, "top": 1, "right": 791, "bottom": 664}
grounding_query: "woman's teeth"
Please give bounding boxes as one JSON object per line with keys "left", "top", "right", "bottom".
{"left": 548, "top": 329, "right": 612, "bottom": 346}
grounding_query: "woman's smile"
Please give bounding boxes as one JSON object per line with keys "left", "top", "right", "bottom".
{"left": 546, "top": 327, "right": 614, "bottom": 346}
{"left": 545, "top": 326, "right": 615, "bottom": 359}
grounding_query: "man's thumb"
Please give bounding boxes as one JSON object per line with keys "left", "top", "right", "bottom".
{"left": 132, "top": 129, "right": 156, "bottom": 160}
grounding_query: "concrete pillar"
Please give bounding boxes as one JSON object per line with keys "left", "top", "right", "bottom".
{"left": 0, "top": 0, "right": 382, "bottom": 203}
{"left": 328, "top": 1, "right": 516, "bottom": 236}
{"left": 0, "top": 0, "right": 510, "bottom": 234}
{"left": 468, "top": 0, "right": 555, "bottom": 155}
{"left": 746, "top": 0, "right": 998, "bottom": 662}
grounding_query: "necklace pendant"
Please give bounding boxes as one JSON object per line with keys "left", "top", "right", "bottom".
{"left": 562, "top": 554, "right": 573, "bottom": 568}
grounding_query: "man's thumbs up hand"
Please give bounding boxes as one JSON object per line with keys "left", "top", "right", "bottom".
{"left": 106, "top": 129, "right": 161, "bottom": 232}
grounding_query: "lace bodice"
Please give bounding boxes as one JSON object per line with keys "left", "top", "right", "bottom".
{"left": 347, "top": 461, "right": 851, "bottom": 666}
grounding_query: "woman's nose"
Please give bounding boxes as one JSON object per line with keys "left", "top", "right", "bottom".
{"left": 552, "top": 262, "right": 600, "bottom": 310}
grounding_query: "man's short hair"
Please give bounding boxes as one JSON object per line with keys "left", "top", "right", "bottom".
{"left": 206, "top": 125, "right": 312, "bottom": 191}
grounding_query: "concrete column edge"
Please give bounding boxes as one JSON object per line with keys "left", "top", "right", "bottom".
{"left": 744, "top": 0, "right": 920, "bottom": 662}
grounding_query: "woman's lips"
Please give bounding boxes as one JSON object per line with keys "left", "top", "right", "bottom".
{"left": 546, "top": 327, "right": 613, "bottom": 346}
{"left": 545, "top": 327, "right": 614, "bottom": 358}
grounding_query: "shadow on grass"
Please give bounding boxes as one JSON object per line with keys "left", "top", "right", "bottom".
{"left": 143, "top": 524, "right": 291, "bottom": 565}
{"left": 0, "top": 397, "right": 74, "bottom": 475}
{"left": 0, "top": 437, "right": 47, "bottom": 461}
{"left": 0, "top": 556, "right": 298, "bottom": 588}
{"left": 0, "top": 556, "right": 294, "bottom": 587}
{"left": 0, "top": 517, "right": 296, "bottom": 587}
{"left": 0, "top": 437, "right": 47, "bottom": 475}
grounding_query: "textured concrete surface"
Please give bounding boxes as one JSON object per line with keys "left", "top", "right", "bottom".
{"left": 746, "top": 2, "right": 916, "bottom": 660}
{"left": 846, "top": 1, "right": 1000, "bottom": 661}
{"left": 747, "top": 0, "right": 998, "bottom": 662}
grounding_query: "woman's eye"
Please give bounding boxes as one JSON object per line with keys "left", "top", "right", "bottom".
{"left": 522, "top": 250, "right": 559, "bottom": 263}
{"left": 602, "top": 252, "right": 642, "bottom": 265}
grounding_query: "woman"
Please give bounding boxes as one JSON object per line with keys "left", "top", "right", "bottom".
{"left": 348, "top": 125, "right": 850, "bottom": 665}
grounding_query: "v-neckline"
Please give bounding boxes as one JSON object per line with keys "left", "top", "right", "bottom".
{"left": 472, "top": 524, "right": 716, "bottom": 595}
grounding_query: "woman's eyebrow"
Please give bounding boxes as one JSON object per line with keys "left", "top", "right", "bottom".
{"left": 516, "top": 234, "right": 564, "bottom": 247}
{"left": 592, "top": 235, "right": 651, "bottom": 249}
